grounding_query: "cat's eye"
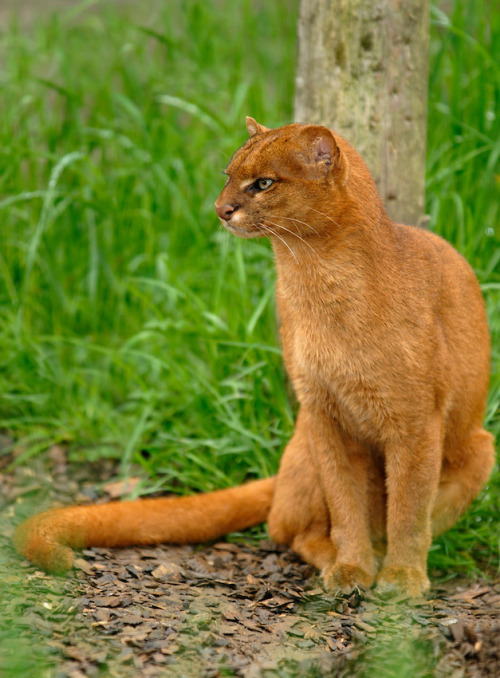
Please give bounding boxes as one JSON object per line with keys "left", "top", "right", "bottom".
{"left": 256, "top": 178, "right": 273, "bottom": 190}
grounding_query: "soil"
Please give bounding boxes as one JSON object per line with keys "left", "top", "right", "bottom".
{"left": 0, "top": 445, "right": 499, "bottom": 677}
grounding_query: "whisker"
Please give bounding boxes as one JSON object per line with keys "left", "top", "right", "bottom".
{"left": 306, "top": 206, "right": 341, "bottom": 228}
{"left": 259, "top": 222, "right": 299, "bottom": 264}
{"left": 263, "top": 219, "right": 320, "bottom": 259}
{"left": 267, "top": 214, "right": 320, "bottom": 236}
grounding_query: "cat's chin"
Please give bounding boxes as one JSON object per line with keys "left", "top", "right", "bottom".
{"left": 221, "top": 221, "right": 263, "bottom": 239}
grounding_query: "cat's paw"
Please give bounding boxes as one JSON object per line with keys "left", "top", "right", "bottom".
{"left": 376, "top": 565, "right": 430, "bottom": 598}
{"left": 322, "top": 562, "right": 375, "bottom": 594}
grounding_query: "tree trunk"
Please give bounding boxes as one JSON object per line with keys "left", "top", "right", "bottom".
{"left": 295, "top": 0, "right": 430, "bottom": 227}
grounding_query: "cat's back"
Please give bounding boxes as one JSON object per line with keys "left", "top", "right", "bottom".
{"left": 393, "top": 223, "right": 490, "bottom": 396}
{"left": 395, "top": 223, "right": 485, "bottom": 309}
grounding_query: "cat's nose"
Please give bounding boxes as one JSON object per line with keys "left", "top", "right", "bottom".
{"left": 215, "top": 203, "right": 238, "bottom": 221}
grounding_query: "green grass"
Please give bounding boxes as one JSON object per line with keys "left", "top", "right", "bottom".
{"left": 426, "top": 0, "right": 500, "bottom": 576}
{"left": 0, "top": 0, "right": 297, "bottom": 494}
{"left": 0, "top": 0, "right": 498, "bottom": 580}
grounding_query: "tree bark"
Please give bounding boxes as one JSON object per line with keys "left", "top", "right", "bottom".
{"left": 295, "top": 0, "right": 430, "bottom": 227}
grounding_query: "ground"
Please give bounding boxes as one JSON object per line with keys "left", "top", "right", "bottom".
{"left": 1, "top": 446, "right": 499, "bottom": 677}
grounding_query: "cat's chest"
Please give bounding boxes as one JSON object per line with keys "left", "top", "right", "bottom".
{"left": 291, "top": 318, "right": 346, "bottom": 382}
{"left": 284, "top": 312, "right": 393, "bottom": 440}
{"left": 283, "top": 299, "right": 356, "bottom": 376}
{"left": 291, "top": 320, "right": 361, "bottom": 399}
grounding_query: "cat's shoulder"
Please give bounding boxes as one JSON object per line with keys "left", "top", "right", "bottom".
{"left": 395, "top": 223, "right": 481, "bottom": 292}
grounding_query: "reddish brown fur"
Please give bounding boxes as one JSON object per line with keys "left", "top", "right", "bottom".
{"left": 14, "top": 479, "right": 275, "bottom": 574}
{"left": 14, "top": 119, "right": 494, "bottom": 596}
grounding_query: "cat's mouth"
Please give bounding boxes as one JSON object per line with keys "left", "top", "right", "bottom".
{"left": 220, "top": 220, "right": 262, "bottom": 239}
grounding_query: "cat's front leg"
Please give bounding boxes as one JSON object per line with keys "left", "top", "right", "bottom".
{"left": 377, "top": 417, "right": 443, "bottom": 597}
{"left": 307, "top": 409, "right": 377, "bottom": 593}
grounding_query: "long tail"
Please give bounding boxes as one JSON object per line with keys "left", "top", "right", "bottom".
{"left": 14, "top": 477, "right": 276, "bottom": 574}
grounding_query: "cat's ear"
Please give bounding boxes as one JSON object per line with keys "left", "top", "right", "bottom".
{"left": 246, "top": 117, "right": 270, "bottom": 137}
{"left": 298, "top": 126, "right": 343, "bottom": 180}
{"left": 314, "top": 131, "right": 338, "bottom": 167}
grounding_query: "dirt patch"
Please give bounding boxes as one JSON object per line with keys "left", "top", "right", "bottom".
{"left": 68, "top": 543, "right": 500, "bottom": 677}
{"left": 1, "top": 448, "right": 499, "bottom": 677}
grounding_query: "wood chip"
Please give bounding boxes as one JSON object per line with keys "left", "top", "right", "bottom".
{"left": 448, "top": 587, "right": 491, "bottom": 601}
{"left": 93, "top": 595, "right": 126, "bottom": 608}
{"left": 73, "top": 558, "right": 95, "bottom": 575}
{"left": 151, "top": 563, "right": 182, "bottom": 580}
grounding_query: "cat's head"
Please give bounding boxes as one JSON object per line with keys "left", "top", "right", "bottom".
{"left": 214, "top": 117, "right": 349, "bottom": 241}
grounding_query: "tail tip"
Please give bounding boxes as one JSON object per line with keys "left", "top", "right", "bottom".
{"left": 14, "top": 517, "right": 75, "bottom": 575}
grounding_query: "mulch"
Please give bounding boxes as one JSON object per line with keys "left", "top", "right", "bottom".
{"left": 1, "top": 449, "right": 499, "bottom": 677}
{"left": 67, "top": 542, "right": 500, "bottom": 677}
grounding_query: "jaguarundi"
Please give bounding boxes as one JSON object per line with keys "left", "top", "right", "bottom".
{"left": 14, "top": 117, "right": 495, "bottom": 598}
